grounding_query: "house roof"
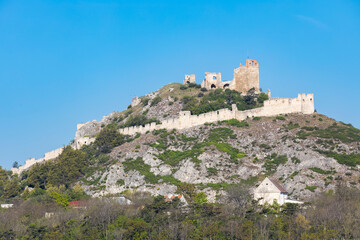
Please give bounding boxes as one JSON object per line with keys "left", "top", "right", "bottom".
{"left": 268, "top": 178, "right": 288, "bottom": 193}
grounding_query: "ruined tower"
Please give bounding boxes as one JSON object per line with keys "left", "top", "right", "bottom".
{"left": 233, "top": 59, "right": 260, "bottom": 94}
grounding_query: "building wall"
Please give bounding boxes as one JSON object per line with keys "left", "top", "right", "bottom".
{"left": 201, "top": 72, "right": 222, "bottom": 89}
{"left": 119, "top": 93, "right": 314, "bottom": 135}
{"left": 233, "top": 59, "right": 260, "bottom": 94}
{"left": 199, "top": 59, "right": 259, "bottom": 93}
{"left": 184, "top": 74, "right": 196, "bottom": 84}
{"left": 254, "top": 177, "right": 287, "bottom": 205}
{"left": 11, "top": 147, "right": 64, "bottom": 175}
{"left": 12, "top": 93, "right": 314, "bottom": 175}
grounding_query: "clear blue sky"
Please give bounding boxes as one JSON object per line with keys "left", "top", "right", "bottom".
{"left": 0, "top": 0, "right": 359, "bottom": 169}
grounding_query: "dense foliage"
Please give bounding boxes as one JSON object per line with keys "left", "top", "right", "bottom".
{"left": 1, "top": 184, "right": 360, "bottom": 239}
{"left": 182, "top": 88, "right": 268, "bottom": 115}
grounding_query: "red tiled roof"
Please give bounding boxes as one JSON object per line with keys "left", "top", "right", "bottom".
{"left": 269, "top": 178, "right": 288, "bottom": 193}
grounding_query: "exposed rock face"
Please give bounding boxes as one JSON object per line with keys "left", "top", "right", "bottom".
{"left": 81, "top": 109, "right": 360, "bottom": 203}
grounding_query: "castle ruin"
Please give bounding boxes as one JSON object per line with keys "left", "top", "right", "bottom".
{"left": 12, "top": 59, "right": 315, "bottom": 175}
{"left": 197, "top": 59, "right": 260, "bottom": 94}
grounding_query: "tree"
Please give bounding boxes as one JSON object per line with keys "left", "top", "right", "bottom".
{"left": 12, "top": 161, "right": 19, "bottom": 168}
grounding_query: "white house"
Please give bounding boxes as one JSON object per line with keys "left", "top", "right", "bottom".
{"left": 254, "top": 177, "right": 303, "bottom": 205}
{"left": 0, "top": 204, "right": 14, "bottom": 209}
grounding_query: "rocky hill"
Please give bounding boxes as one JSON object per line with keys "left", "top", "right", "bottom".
{"left": 65, "top": 83, "right": 360, "bottom": 202}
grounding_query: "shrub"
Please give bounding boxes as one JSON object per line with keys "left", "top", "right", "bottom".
{"left": 180, "top": 85, "right": 188, "bottom": 90}
{"left": 207, "top": 168, "right": 218, "bottom": 176}
{"left": 225, "top": 119, "right": 249, "bottom": 127}
{"left": 200, "top": 88, "right": 208, "bottom": 92}
{"left": 116, "top": 179, "right": 125, "bottom": 186}
{"left": 316, "top": 150, "right": 360, "bottom": 166}
{"left": 253, "top": 116, "right": 261, "bottom": 121}
{"left": 94, "top": 128, "right": 126, "bottom": 153}
{"left": 121, "top": 115, "right": 160, "bottom": 128}
{"left": 276, "top": 115, "right": 285, "bottom": 120}
{"left": 309, "top": 167, "right": 333, "bottom": 174}
{"left": 305, "top": 185, "right": 317, "bottom": 192}
{"left": 150, "top": 96, "right": 162, "bottom": 107}
{"left": 141, "top": 97, "right": 150, "bottom": 106}
{"left": 123, "top": 157, "right": 159, "bottom": 184}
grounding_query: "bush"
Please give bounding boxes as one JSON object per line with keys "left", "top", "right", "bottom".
{"left": 180, "top": 85, "right": 188, "bottom": 90}
{"left": 121, "top": 115, "right": 160, "bottom": 128}
{"left": 200, "top": 88, "right": 208, "bottom": 92}
{"left": 276, "top": 115, "right": 285, "bottom": 120}
{"left": 150, "top": 96, "right": 162, "bottom": 107}
{"left": 316, "top": 150, "right": 360, "bottom": 166}
{"left": 94, "top": 128, "right": 126, "bottom": 153}
{"left": 225, "top": 119, "right": 249, "bottom": 127}
{"left": 141, "top": 98, "right": 150, "bottom": 106}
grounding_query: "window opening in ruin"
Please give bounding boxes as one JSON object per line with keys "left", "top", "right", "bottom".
{"left": 213, "top": 76, "right": 216, "bottom": 80}
{"left": 211, "top": 84, "right": 216, "bottom": 89}
{"left": 186, "top": 81, "right": 190, "bottom": 84}
{"left": 223, "top": 84, "right": 230, "bottom": 89}
{"left": 310, "top": 98, "right": 312, "bottom": 101}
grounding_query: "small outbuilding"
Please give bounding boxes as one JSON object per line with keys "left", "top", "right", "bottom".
{"left": 254, "top": 177, "right": 303, "bottom": 205}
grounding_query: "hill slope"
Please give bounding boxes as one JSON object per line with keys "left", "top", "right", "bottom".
{"left": 53, "top": 83, "right": 360, "bottom": 202}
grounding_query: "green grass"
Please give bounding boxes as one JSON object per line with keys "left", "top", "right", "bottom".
{"left": 156, "top": 149, "right": 204, "bottom": 166}
{"left": 208, "top": 127, "right": 237, "bottom": 142}
{"left": 207, "top": 167, "right": 218, "bottom": 176}
{"left": 305, "top": 185, "right": 317, "bottom": 192}
{"left": 116, "top": 179, "right": 125, "bottom": 186}
{"left": 123, "top": 157, "right": 160, "bottom": 184}
{"left": 263, "top": 155, "right": 288, "bottom": 174}
{"left": 297, "top": 124, "right": 360, "bottom": 143}
{"left": 316, "top": 150, "right": 360, "bottom": 167}
{"left": 309, "top": 167, "right": 334, "bottom": 174}
{"left": 224, "top": 119, "right": 249, "bottom": 127}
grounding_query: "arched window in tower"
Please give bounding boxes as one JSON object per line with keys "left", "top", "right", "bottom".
{"left": 211, "top": 84, "right": 216, "bottom": 89}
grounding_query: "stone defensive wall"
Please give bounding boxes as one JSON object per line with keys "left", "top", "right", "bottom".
{"left": 12, "top": 93, "right": 314, "bottom": 175}
{"left": 11, "top": 147, "right": 64, "bottom": 175}
{"left": 119, "top": 93, "right": 314, "bottom": 135}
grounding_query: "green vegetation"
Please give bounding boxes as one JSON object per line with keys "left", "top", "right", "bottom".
{"left": 223, "top": 118, "right": 249, "bottom": 127}
{"left": 182, "top": 88, "right": 268, "bottom": 115}
{"left": 121, "top": 114, "right": 160, "bottom": 128}
{"left": 150, "top": 96, "right": 162, "bottom": 106}
{"left": 276, "top": 115, "right": 285, "bottom": 120}
{"left": 123, "top": 157, "right": 159, "bottom": 184}
{"left": 2, "top": 183, "right": 360, "bottom": 239}
{"left": 208, "top": 127, "right": 236, "bottom": 142}
{"left": 94, "top": 127, "right": 127, "bottom": 153}
{"left": 26, "top": 146, "right": 88, "bottom": 189}
{"left": 207, "top": 167, "right": 218, "bottom": 176}
{"left": 116, "top": 179, "right": 125, "bottom": 186}
{"left": 285, "top": 121, "right": 300, "bottom": 130}
{"left": 263, "top": 154, "right": 288, "bottom": 174}
{"left": 310, "top": 167, "right": 334, "bottom": 175}
{"left": 297, "top": 123, "right": 360, "bottom": 143}
{"left": 156, "top": 149, "right": 204, "bottom": 166}
{"left": 305, "top": 185, "right": 317, "bottom": 192}
{"left": 316, "top": 150, "right": 360, "bottom": 167}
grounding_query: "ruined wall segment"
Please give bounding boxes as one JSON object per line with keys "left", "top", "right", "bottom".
{"left": 199, "top": 59, "right": 259, "bottom": 93}
{"left": 233, "top": 59, "right": 260, "bottom": 94}
{"left": 184, "top": 74, "right": 196, "bottom": 84}
{"left": 118, "top": 93, "right": 314, "bottom": 136}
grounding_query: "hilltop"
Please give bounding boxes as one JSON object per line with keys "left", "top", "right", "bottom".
{"left": 6, "top": 82, "right": 360, "bottom": 203}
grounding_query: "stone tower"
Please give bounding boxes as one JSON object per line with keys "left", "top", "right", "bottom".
{"left": 233, "top": 59, "right": 260, "bottom": 94}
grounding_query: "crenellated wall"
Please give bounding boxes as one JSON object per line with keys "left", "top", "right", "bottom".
{"left": 119, "top": 93, "right": 314, "bottom": 135}
{"left": 11, "top": 147, "right": 64, "bottom": 175}
{"left": 12, "top": 93, "right": 314, "bottom": 175}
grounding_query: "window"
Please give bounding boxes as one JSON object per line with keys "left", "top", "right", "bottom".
{"left": 213, "top": 76, "right": 216, "bottom": 80}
